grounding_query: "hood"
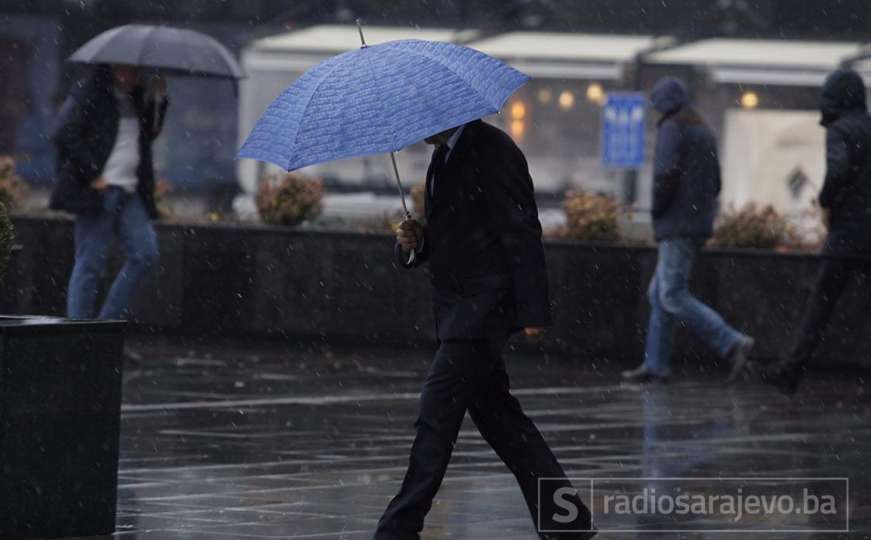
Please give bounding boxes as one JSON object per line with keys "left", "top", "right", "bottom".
{"left": 651, "top": 77, "right": 690, "bottom": 116}
{"left": 819, "top": 68, "right": 867, "bottom": 127}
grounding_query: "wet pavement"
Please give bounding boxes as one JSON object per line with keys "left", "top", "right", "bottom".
{"left": 72, "top": 336, "right": 871, "bottom": 539}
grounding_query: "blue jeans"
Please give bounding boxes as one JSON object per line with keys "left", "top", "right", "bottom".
{"left": 67, "top": 187, "right": 159, "bottom": 320}
{"left": 643, "top": 238, "right": 744, "bottom": 377}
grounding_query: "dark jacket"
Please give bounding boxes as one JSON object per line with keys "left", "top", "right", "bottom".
{"left": 50, "top": 66, "right": 168, "bottom": 218}
{"left": 395, "top": 119, "right": 551, "bottom": 340}
{"left": 817, "top": 69, "right": 871, "bottom": 256}
{"left": 649, "top": 77, "right": 720, "bottom": 241}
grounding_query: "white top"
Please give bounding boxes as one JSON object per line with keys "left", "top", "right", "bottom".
{"left": 444, "top": 124, "right": 466, "bottom": 163}
{"left": 102, "top": 93, "right": 140, "bottom": 193}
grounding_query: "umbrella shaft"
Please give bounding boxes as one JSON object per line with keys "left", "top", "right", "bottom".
{"left": 390, "top": 152, "right": 411, "bottom": 219}
{"left": 390, "top": 151, "right": 414, "bottom": 263}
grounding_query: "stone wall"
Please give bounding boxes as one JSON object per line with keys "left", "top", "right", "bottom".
{"left": 5, "top": 216, "right": 870, "bottom": 371}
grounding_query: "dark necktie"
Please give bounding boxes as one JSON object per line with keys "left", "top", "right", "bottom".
{"left": 430, "top": 144, "right": 450, "bottom": 197}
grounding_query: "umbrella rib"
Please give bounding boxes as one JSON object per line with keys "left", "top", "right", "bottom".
{"left": 389, "top": 43, "right": 514, "bottom": 111}
{"left": 284, "top": 57, "right": 348, "bottom": 168}
{"left": 137, "top": 25, "right": 160, "bottom": 68}
{"left": 203, "top": 32, "right": 244, "bottom": 78}
{"left": 76, "top": 25, "right": 128, "bottom": 65}
{"left": 383, "top": 44, "right": 517, "bottom": 149}
{"left": 179, "top": 28, "right": 195, "bottom": 74}
{"left": 94, "top": 26, "right": 127, "bottom": 62}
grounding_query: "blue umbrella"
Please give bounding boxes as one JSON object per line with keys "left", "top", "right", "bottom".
{"left": 238, "top": 23, "right": 529, "bottom": 218}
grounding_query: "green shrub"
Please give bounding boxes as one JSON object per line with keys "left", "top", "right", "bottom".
{"left": 558, "top": 191, "right": 621, "bottom": 242}
{"left": 256, "top": 172, "right": 323, "bottom": 226}
{"left": 710, "top": 203, "right": 794, "bottom": 250}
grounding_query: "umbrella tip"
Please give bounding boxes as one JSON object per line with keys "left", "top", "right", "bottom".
{"left": 356, "top": 18, "right": 368, "bottom": 48}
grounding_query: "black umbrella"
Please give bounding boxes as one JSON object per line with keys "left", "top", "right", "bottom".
{"left": 68, "top": 24, "right": 245, "bottom": 80}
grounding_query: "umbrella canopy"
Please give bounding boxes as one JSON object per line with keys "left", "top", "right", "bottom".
{"left": 237, "top": 38, "right": 528, "bottom": 171}
{"left": 69, "top": 24, "right": 244, "bottom": 80}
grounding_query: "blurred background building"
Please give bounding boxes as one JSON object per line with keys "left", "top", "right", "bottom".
{"left": 3, "top": 0, "right": 871, "bottom": 230}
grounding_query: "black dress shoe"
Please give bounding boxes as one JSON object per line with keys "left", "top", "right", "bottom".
{"left": 759, "top": 361, "right": 803, "bottom": 395}
{"left": 621, "top": 365, "right": 669, "bottom": 384}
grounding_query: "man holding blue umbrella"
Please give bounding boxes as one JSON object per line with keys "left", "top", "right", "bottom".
{"left": 239, "top": 34, "right": 594, "bottom": 539}
{"left": 382, "top": 120, "right": 595, "bottom": 539}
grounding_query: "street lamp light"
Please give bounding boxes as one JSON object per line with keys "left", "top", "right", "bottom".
{"left": 510, "top": 120, "right": 526, "bottom": 140}
{"left": 586, "top": 82, "right": 606, "bottom": 105}
{"left": 741, "top": 90, "right": 759, "bottom": 109}
{"left": 558, "top": 90, "right": 575, "bottom": 110}
{"left": 511, "top": 101, "right": 527, "bottom": 120}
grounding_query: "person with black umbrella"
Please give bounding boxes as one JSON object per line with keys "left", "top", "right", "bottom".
{"left": 51, "top": 64, "right": 168, "bottom": 319}
{"left": 51, "top": 24, "right": 241, "bottom": 321}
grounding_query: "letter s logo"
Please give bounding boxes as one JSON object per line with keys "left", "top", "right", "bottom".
{"left": 553, "top": 487, "right": 579, "bottom": 524}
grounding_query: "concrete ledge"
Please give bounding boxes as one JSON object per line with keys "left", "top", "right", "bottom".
{"left": 4, "top": 215, "right": 870, "bottom": 369}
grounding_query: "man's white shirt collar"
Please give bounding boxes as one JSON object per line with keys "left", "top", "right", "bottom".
{"left": 444, "top": 124, "right": 466, "bottom": 162}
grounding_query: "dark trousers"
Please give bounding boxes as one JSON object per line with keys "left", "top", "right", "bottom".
{"left": 374, "top": 334, "right": 591, "bottom": 539}
{"left": 789, "top": 256, "right": 871, "bottom": 368}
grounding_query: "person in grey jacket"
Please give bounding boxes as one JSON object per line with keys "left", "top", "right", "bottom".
{"left": 622, "top": 77, "right": 754, "bottom": 384}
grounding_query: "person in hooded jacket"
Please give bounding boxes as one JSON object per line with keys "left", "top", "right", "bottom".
{"left": 759, "top": 68, "right": 871, "bottom": 393}
{"left": 51, "top": 64, "right": 168, "bottom": 320}
{"left": 622, "top": 77, "right": 754, "bottom": 384}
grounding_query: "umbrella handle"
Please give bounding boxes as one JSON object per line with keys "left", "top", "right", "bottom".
{"left": 148, "top": 73, "right": 163, "bottom": 135}
{"left": 390, "top": 151, "right": 416, "bottom": 264}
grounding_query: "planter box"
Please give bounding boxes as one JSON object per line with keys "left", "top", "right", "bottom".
{"left": 4, "top": 216, "right": 871, "bottom": 370}
{"left": 0, "top": 316, "right": 125, "bottom": 539}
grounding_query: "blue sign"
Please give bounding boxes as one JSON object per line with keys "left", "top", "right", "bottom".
{"left": 601, "top": 92, "right": 646, "bottom": 169}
